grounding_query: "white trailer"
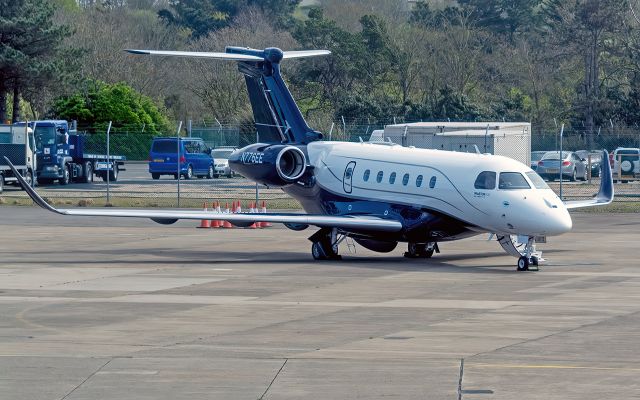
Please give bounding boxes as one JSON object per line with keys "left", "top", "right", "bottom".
{"left": 375, "top": 122, "right": 531, "bottom": 165}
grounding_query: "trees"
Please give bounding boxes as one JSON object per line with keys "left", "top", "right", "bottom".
{"left": 544, "top": 0, "right": 630, "bottom": 148}
{"left": 0, "top": 0, "right": 72, "bottom": 122}
{"left": 50, "top": 81, "right": 171, "bottom": 134}
{"left": 159, "top": 0, "right": 300, "bottom": 39}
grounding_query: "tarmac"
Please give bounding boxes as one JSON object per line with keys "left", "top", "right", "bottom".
{"left": 1, "top": 206, "right": 639, "bottom": 399}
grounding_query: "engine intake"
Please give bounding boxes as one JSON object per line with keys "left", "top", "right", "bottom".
{"left": 276, "top": 146, "right": 306, "bottom": 182}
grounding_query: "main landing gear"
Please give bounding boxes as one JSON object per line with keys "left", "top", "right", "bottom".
{"left": 404, "top": 242, "right": 439, "bottom": 259}
{"left": 309, "top": 228, "right": 343, "bottom": 260}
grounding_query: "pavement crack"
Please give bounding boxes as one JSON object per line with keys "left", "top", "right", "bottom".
{"left": 59, "top": 358, "right": 112, "bottom": 400}
{"left": 258, "top": 358, "right": 288, "bottom": 400}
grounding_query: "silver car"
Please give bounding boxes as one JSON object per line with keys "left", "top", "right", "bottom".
{"left": 211, "top": 147, "right": 237, "bottom": 178}
{"left": 536, "top": 151, "right": 587, "bottom": 181}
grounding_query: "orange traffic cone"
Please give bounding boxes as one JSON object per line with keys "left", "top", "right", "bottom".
{"left": 235, "top": 200, "right": 242, "bottom": 214}
{"left": 261, "top": 200, "right": 272, "bottom": 228}
{"left": 247, "top": 201, "right": 257, "bottom": 229}
{"left": 197, "top": 202, "right": 211, "bottom": 228}
{"left": 222, "top": 202, "right": 233, "bottom": 228}
{"left": 211, "top": 201, "right": 221, "bottom": 228}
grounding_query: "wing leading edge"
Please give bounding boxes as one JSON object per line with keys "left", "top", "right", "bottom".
{"left": 564, "top": 150, "right": 614, "bottom": 209}
{"left": 4, "top": 157, "right": 402, "bottom": 233}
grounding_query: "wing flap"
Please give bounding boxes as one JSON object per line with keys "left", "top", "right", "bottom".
{"left": 564, "top": 150, "right": 614, "bottom": 209}
{"left": 3, "top": 157, "right": 402, "bottom": 233}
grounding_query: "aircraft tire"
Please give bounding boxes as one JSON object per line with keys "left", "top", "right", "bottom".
{"left": 311, "top": 242, "right": 327, "bottom": 260}
{"left": 517, "top": 256, "right": 529, "bottom": 271}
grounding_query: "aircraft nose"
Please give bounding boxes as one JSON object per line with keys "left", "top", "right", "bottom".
{"left": 548, "top": 208, "right": 572, "bottom": 235}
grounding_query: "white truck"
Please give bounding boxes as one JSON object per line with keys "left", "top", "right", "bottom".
{"left": 0, "top": 124, "right": 37, "bottom": 193}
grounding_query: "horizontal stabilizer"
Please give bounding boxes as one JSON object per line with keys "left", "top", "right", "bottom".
{"left": 282, "top": 50, "right": 332, "bottom": 59}
{"left": 3, "top": 157, "right": 401, "bottom": 233}
{"left": 125, "top": 49, "right": 264, "bottom": 61}
{"left": 125, "top": 48, "right": 331, "bottom": 62}
{"left": 564, "top": 150, "right": 614, "bottom": 209}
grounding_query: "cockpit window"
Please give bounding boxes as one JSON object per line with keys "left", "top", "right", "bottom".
{"left": 499, "top": 172, "right": 531, "bottom": 190}
{"left": 474, "top": 171, "right": 496, "bottom": 190}
{"left": 525, "top": 171, "right": 550, "bottom": 189}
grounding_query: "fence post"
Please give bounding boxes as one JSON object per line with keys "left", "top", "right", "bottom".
{"left": 106, "top": 121, "right": 112, "bottom": 204}
{"left": 176, "top": 121, "right": 183, "bottom": 208}
{"left": 559, "top": 124, "right": 564, "bottom": 200}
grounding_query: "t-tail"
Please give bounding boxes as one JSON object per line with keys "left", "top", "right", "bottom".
{"left": 126, "top": 47, "right": 330, "bottom": 145}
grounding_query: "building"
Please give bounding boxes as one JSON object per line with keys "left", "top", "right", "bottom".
{"left": 371, "top": 122, "right": 531, "bottom": 165}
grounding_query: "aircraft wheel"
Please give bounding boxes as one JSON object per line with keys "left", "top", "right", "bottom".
{"left": 311, "top": 238, "right": 341, "bottom": 261}
{"left": 404, "top": 242, "right": 435, "bottom": 258}
{"left": 311, "top": 242, "right": 327, "bottom": 260}
{"left": 517, "top": 256, "right": 529, "bottom": 271}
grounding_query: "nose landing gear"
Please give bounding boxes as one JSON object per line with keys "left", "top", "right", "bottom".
{"left": 497, "top": 235, "right": 543, "bottom": 272}
{"left": 516, "top": 237, "right": 540, "bottom": 272}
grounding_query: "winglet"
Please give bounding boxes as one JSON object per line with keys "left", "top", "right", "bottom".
{"left": 564, "top": 150, "right": 614, "bottom": 209}
{"left": 2, "top": 156, "right": 64, "bottom": 214}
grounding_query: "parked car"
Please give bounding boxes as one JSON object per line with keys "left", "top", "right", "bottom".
{"left": 575, "top": 150, "right": 602, "bottom": 178}
{"left": 530, "top": 151, "right": 547, "bottom": 171}
{"left": 211, "top": 147, "right": 237, "bottom": 178}
{"left": 536, "top": 151, "right": 587, "bottom": 181}
{"left": 610, "top": 147, "right": 640, "bottom": 182}
{"left": 148, "top": 137, "right": 214, "bottom": 180}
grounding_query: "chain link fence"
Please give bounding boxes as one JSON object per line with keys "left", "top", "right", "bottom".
{"left": 1, "top": 119, "right": 638, "bottom": 210}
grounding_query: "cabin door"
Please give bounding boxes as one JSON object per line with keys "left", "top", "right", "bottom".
{"left": 343, "top": 161, "right": 356, "bottom": 193}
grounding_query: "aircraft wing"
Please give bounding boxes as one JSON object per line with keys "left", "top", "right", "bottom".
{"left": 4, "top": 157, "right": 402, "bottom": 233}
{"left": 564, "top": 150, "right": 614, "bottom": 209}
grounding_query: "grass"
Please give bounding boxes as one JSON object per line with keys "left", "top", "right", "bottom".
{"left": 0, "top": 195, "right": 303, "bottom": 210}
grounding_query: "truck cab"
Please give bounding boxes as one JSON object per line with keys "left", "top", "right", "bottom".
{"left": 0, "top": 124, "right": 37, "bottom": 192}
{"left": 27, "top": 120, "right": 72, "bottom": 184}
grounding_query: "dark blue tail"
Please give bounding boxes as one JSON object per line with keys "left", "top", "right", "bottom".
{"left": 126, "top": 46, "right": 331, "bottom": 144}
{"left": 227, "top": 47, "right": 325, "bottom": 144}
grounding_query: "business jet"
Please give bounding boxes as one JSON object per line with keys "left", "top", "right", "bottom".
{"left": 5, "top": 46, "right": 613, "bottom": 271}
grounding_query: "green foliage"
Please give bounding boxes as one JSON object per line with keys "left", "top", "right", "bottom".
{"left": 159, "top": 0, "right": 300, "bottom": 39}
{"left": 0, "top": 0, "right": 74, "bottom": 121}
{"left": 51, "top": 81, "right": 171, "bottom": 134}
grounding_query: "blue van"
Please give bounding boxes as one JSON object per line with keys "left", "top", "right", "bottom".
{"left": 148, "top": 137, "right": 214, "bottom": 180}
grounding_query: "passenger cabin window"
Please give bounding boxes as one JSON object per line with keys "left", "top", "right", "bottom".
{"left": 389, "top": 172, "right": 396, "bottom": 184}
{"left": 429, "top": 176, "right": 437, "bottom": 188}
{"left": 416, "top": 175, "right": 423, "bottom": 187}
{"left": 376, "top": 171, "right": 384, "bottom": 183}
{"left": 474, "top": 171, "right": 496, "bottom": 190}
{"left": 499, "top": 172, "right": 531, "bottom": 190}
{"left": 402, "top": 173, "right": 409, "bottom": 186}
{"left": 363, "top": 169, "right": 370, "bottom": 182}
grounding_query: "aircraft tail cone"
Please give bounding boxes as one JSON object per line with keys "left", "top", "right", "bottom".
{"left": 197, "top": 202, "right": 211, "bottom": 228}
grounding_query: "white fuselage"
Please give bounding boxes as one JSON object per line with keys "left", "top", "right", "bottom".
{"left": 306, "top": 141, "right": 572, "bottom": 237}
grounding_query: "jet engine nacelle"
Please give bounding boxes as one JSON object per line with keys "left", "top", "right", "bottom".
{"left": 229, "top": 143, "right": 307, "bottom": 187}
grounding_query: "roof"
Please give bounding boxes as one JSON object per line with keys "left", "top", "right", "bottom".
{"left": 385, "top": 121, "right": 529, "bottom": 129}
